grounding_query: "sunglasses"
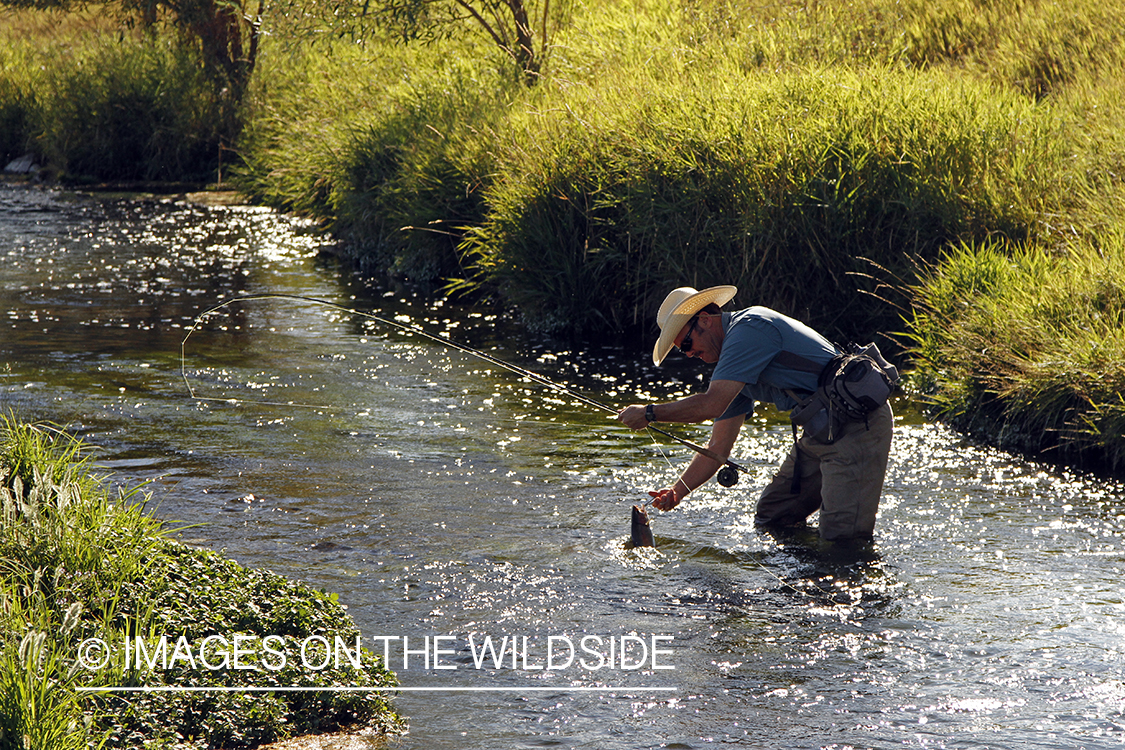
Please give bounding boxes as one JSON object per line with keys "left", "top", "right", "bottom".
{"left": 677, "top": 317, "right": 700, "bottom": 355}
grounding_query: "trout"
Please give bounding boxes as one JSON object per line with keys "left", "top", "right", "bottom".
{"left": 630, "top": 504, "right": 655, "bottom": 548}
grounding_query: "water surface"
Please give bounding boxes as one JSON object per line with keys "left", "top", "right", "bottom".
{"left": 2, "top": 184, "right": 1123, "bottom": 749}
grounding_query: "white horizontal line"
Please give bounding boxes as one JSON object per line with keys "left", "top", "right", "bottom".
{"left": 78, "top": 686, "right": 678, "bottom": 693}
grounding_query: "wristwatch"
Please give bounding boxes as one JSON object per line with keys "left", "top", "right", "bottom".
{"left": 645, "top": 404, "right": 657, "bottom": 424}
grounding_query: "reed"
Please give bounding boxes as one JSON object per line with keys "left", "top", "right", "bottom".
{"left": 897, "top": 0, "right": 1125, "bottom": 99}
{"left": 0, "top": 10, "right": 226, "bottom": 182}
{"left": 906, "top": 234, "right": 1125, "bottom": 472}
{"left": 0, "top": 64, "right": 32, "bottom": 166}
{"left": 233, "top": 0, "right": 1124, "bottom": 342}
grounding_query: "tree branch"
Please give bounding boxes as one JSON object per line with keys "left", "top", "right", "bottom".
{"left": 483, "top": 0, "right": 512, "bottom": 51}
{"left": 540, "top": 0, "right": 549, "bottom": 58}
{"left": 453, "top": 0, "right": 515, "bottom": 62}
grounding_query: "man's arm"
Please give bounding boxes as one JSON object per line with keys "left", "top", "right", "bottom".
{"left": 650, "top": 413, "right": 745, "bottom": 511}
{"left": 618, "top": 379, "right": 744, "bottom": 429}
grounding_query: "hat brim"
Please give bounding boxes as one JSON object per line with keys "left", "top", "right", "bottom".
{"left": 652, "top": 285, "right": 737, "bottom": 365}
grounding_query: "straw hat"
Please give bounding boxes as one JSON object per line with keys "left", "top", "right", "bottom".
{"left": 652, "top": 285, "right": 738, "bottom": 365}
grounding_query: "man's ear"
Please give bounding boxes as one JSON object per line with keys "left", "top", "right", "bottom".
{"left": 701, "top": 312, "right": 722, "bottom": 331}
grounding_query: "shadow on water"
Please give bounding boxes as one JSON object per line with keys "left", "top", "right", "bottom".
{"left": 622, "top": 522, "right": 901, "bottom": 618}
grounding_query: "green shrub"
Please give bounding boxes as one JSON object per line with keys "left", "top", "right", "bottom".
{"left": 36, "top": 38, "right": 225, "bottom": 183}
{"left": 94, "top": 543, "right": 403, "bottom": 748}
{"left": 906, "top": 235, "right": 1125, "bottom": 472}
{"left": 458, "top": 64, "right": 1071, "bottom": 340}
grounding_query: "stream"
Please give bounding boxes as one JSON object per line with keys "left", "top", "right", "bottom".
{"left": 2, "top": 184, "right": 1123, "bottom": 749}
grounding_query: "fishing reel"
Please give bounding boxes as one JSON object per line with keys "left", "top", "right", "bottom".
{"left": 716, "top": 464, "right": 740, "bottom": 487}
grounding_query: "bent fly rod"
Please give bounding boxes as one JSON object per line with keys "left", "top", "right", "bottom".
{"left": 181, "top": 293, "right": 749, "bottom": 485}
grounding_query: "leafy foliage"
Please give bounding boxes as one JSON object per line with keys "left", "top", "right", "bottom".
{"left": 0, "top": 417, "right": 403, "bottom": 750}
{"left": 94, "top": 543, "right": 403, "bottom": 748}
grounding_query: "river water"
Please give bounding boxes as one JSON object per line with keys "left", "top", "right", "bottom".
{"left": 2, "top": 184, "right": 1124, "bottom": 749}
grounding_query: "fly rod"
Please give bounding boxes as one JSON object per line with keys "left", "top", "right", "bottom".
{"left": 181, "top": 293, "right": 749, "bottom": 483}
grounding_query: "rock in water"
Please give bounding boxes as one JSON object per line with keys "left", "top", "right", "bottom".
{"left": 3, "top": 154, "right": 39, "bottom": 174}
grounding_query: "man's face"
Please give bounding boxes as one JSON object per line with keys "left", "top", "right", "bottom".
{"left": 674, "top": 314, "right": 721, "bottom": 364}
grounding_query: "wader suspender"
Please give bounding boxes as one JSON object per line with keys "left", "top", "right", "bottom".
{"left": 772, "top": 349, "right": 836, "bottom": 495}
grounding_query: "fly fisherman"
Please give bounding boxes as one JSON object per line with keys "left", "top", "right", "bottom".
{"left": 617, "top": 285, "right": 893, "bottom": 542}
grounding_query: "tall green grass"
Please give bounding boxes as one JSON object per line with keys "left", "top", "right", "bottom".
{"left": 907, "top": 235, "right": 1125, "bottom": 472}
{"left": 896, "top": 0, "right": 1125, "bottom": 99}
{"left": 237, "top": 42, "right": 512, "bottom": 280}
{"left": 234, "top": 0, "right": 1125, "bottom": 474}
{"left": 0, "top": 415, "right": 402, "bottom": 749}
{"left": 0, "top": 63, "right": 33, "bottom": 165}
{"left": 0, "top": 417, "right": 161, "bottom": 750}
{"left": 38, "top": 40, "right": 227, "bottom": 183}
{"left": 0, "top": 11, "right": 226, "bottom": 182}
{"left": 231, "top": 0, "right": 1123, "bottom": 342}
{"left": 459, "top": 63, "right": 1071, "bottom": 339}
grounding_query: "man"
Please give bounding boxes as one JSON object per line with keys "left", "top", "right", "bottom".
{"left": 617, "top": 285, "right": 893, "bottom": 542}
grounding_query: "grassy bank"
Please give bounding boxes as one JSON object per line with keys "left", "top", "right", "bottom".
{"left": 0, "top": 10, "right": 226, "bottom": 183}
{"left": 3, "top": 0, "right": 1125, "bottom": 473}
{"left": 0, "top": 415, "right": 402, "bottom": 749}
{"left": 907, "top": 234, "right": 1125, "bottom": 474}
{"left": 228, "top": 0, "right": 1124, "bottom": 340}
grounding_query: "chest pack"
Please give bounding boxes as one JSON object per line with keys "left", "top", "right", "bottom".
{"left": 775, "top": 342, "right": 900, "bottom": 441}
{"left": 771, "top": 342, "right": 898, "bottom": 494}
{"left": 818, "top": 342, "right": 900, "bottom": 422}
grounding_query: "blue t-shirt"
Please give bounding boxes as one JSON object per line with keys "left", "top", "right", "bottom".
{"left": 711, "top": 307, "right": 838, "bottom": 420}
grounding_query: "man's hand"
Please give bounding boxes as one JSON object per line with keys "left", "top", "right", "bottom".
{"left": 649, "top": 484, "right": 685, "bottom": 511}
{"left": 617, "top": 404, "right": 649, "bottom": 430}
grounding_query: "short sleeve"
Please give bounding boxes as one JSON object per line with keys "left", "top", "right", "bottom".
{"left": 717, "top": 392, "right": 755, "bottom": 422}
{"left": 710, "top": 316, "right": 783, "bottom": 386}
